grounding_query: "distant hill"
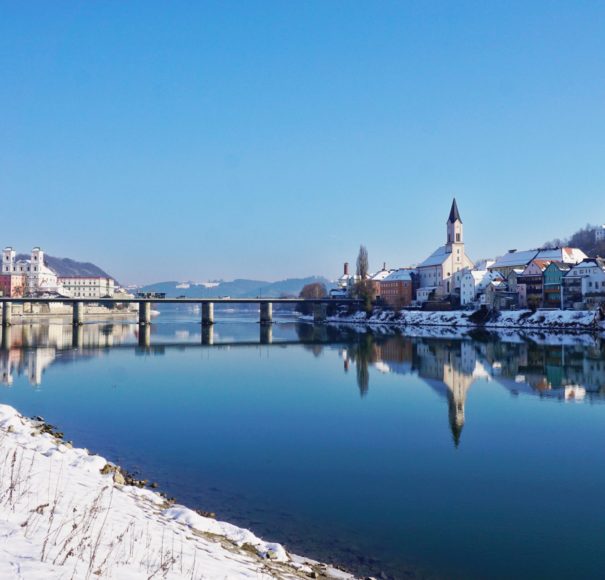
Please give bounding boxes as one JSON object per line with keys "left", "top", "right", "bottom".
{"left": 140, "top": 276, "right": 334, "bottom": 299}
{"left": 16, "top": 254, "right": 114, "bottom": 279}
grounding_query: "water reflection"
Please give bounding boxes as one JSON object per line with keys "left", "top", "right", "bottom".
{"left": 331, "top": 330, "right": 605, "bottom": 446}
{"left": 2, "top": 320, "right": 604, "bottom": 449}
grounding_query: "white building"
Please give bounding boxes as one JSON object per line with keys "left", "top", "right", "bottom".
{"left": 416, "top": 199, "right": 474, "bottom": 298}
{"left": 563, "top": 258, "right": 605, "bottom": 307}
{"left": 595, "top": 225, "right": 605, "bottom": 243}
{"left": 2, "top": 246, "right": 116, "bottom": 298}
{"left": 59, "top": 277, "right": 116, "bottom": 299}
{"left": 460, "top": 270, "right": 502, "bottom": 306}
{"left": 2, "top": 247, "right": 62, "bottom": 295}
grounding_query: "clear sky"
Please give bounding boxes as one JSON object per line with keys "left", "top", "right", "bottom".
{"left": 1, "top": 1, "right": 604, "bottom": 284}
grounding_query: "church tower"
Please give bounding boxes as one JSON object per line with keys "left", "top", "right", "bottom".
{"left": 446, "top": 198, "right": 464, "bottom": 252}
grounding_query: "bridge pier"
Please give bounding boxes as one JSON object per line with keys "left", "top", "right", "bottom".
{"left": 72, "top": 325, "right": 83, "bottom": 349}
{"left": 73, "top": 302, "right": 84, "bottom": 326}
{"left": 260, "top": 324, "right": 273, "bottom": 345}
{"left": 138, "top": 324, "right": 151, "bottom": 348}
{"left": 2, "top": 303, "right": 12, "bottom": 327}
{"left": 1, "top": 326, "right": 11, "bottom": 351}
{"left": 313, "top": 303, "right": 328, "bottom": 323}
{"left": 201, "top": 302, "right": 214, "bottom": 326}
{"left": 138, "top": 302, "right": 151, "bottom": 325}
{"left": 260, "top": 302, "right": 273, "bottom": 324}
{"left": 201, "top": 325, "right": 214, "bottom": 345}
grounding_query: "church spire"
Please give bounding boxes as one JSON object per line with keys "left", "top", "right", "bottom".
{"left": 448, "top": 198, "right": 462, "bottom": 223}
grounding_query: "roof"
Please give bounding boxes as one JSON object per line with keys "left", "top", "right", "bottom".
{"left": 490, "top": 250, "right": 539, "bottom": 269}
{"left": 370, "top": 269, "right": 393, "bottom": 281}
{"left": 417, "top": 245, "right": 450, "bottom": 268}
{"left": 448, "top": 198, "right": 462, "bottom": 223}
{"left": 535, "top": 247, "right": 587, "bottom": 263}
{"left": 383, "top": 269, "right": 413, "bottom": 282}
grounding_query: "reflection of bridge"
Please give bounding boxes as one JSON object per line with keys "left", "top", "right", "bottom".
{"left": 0, "top": 297, "right": 360, "bottom": 326}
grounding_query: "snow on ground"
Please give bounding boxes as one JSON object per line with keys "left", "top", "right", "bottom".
{"left": 321, "top": 308, "right": 604, "bottom": 332}
{"left": 0, "top": 405, "right": 353, "bottom": 580}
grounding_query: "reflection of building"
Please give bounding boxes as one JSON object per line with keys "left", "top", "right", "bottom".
{"left": 337, "top": 331, "right": 605, "bottom": 446}
{"left": 0, "top": 322, "right": 134, "bottom": 386}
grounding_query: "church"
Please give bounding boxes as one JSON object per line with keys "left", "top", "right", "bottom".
{"left": 416, "top": 199, "right": 474, "bottom": 299}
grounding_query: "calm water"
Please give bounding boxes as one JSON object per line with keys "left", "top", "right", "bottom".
{"left": 1, "top": 308, "right": 605, "bottom": 579}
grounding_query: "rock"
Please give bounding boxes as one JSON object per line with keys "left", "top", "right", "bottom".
{"left": 150, "top": 482, "right": 158, "bottom": 488}
{"left": 113, "top": 470, "right": 126, "bottom": 485}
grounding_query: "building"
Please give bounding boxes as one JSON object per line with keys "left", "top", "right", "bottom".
{"left": 369, "top": 264, "right": 393, "bottom": 299}
{"left": 2, "top": 247, "right": 62, "bottom": 295}
{"left": 58, "top": 277, "right": 116, "bottom": 299}
{"left": 0, "top": 274, "right": 26, "bottom": 297}
{"left": 489, "top": 247, "right": 587, "bottom": 278}
{"left": 595, "top": 225, "right": 605, "bottom": 242}
{"left": 518, "top": 260, "right": 554, "bottom": 309}
{"left": 2, "top": 246, "right": 118, "bottom": 298}
{"left": 459, "top": 270, "right": 502, "bottom": 306}
{"left": 416, "top": 199, "right": 474, "bottom": 299}
{"left": 380, "top": 269, "right": 414, "bottom": 309}
{"left": 563, "top": 258, "right": 605, "bottom": 309}
{"left": 543, "top": 262, "right": 571, "bottom": 308}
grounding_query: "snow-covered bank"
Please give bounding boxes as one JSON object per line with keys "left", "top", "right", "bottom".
{"left": 312, "top": 308, "right": 605, "bottom": 332}
{"left": 0, "top": 405, "right": 352, "bottom": 579}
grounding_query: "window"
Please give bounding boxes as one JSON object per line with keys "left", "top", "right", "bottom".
{"left": 456, "top": 233, "right": 460, "bottom": 242}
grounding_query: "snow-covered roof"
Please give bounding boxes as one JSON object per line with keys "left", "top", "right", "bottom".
{"left": 383, "top": 269, "right": 413, "bottom": 282}
{"left": 490, "top": 250, "right": 539, "bottom": 269}
{"left": 535, "top": 247, "right": 587, "bottom": 263}
{"left": 417, "top": 246, "right": 450, "bottom": 268}
{"left": 370, "top": 269, "right": 393, "bottom": 281}
{"left": 490, "top": 247, "right": 587, "bottom": 270}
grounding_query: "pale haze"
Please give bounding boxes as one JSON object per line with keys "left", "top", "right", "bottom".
{"left": 1, "top": 1, "right": 604, "bottom": 284}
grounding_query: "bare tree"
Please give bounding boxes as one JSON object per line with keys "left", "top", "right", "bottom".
{"left": 356, "top": 245, "right": 369, "bottom": 279}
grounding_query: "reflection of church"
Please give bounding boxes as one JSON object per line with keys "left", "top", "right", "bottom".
{"left": 338, "top": 332, "right": 605, "bottom": 447}
{"left": 412, "top": 340, "right": 487, "bottom": 446}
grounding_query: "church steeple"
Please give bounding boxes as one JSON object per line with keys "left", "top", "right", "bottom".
{"left": 446, "top": 198, "right": 464, "bottom": 250}
{"left": 448, "top": 198, "right": 462, "bottom": 223}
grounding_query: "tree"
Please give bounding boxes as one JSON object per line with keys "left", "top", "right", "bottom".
{"left": 298, "top": 282, "right": 327, "bottom": 315}
{"left": 356, "top": 245, "right": 369, "bottom": 279}
{"left": 353, "top": 245, "right": 374, "bottom": 313}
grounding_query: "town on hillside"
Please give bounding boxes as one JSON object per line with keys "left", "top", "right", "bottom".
{"left": 334, "top": 199, "right": 605, "bottom": 313}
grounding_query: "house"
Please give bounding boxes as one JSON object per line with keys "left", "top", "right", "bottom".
{"left": 489, "top": 247, "right": 587, "bottom": 278}
{"left": 59, "top": 277, "right": 116, "bottom": 299}
{"left": 595, "top": 225, "right": 605, "bottom": 242}
{"left": 416, "top": 199, "right": 474, "bottom": 298}
{"left": 517, "top": 259, "right": 553, "bottom": 309}
{"left": 0, "top": 274, "right": 26, "bottom": 298}
{"left": 543, "top": 262, "right": 571, "bottom": 308}
{"left": 380, "top": 269, "right": 415, "bottom": 309}
{"left": 369, "top": 264, "right": 393, "bottom": 299}
{"left": 562, "top": 258, "right": 605, "bottom": 309}
{"left": 459, "top": 270, "right": 502, "bottom": 306}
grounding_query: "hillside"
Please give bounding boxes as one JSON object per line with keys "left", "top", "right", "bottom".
{"left": 544, "top": 224, "right": 605, "bottom": 258}
{"left": 16, "top": 254, "right": 114, "bottom": 279}
{"left": 140, "top": 276, "right": 334, "bottom": 299}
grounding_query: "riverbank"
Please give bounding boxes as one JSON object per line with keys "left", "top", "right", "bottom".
{"left": 309, "top": 308, "right": 605, "bottom": 332}
{"left": 0, "top": 404, "right": 353, "bottom": 579}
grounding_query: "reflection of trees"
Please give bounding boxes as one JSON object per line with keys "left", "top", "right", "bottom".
{"left": 348, "top": 333, "right": 376, "bottom": 397}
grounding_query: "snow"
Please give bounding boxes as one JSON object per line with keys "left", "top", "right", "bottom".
{"left": 0, "top": 404, "right": 353, "bottom": 580}
{"left": 319, "top": 308, "right": 605, "bottom": 333}
{"left": 383, "top": 269, "right": 413, "bottom": 282}
{"left": 417, "top": 245, "right": 450, "bottom": 267}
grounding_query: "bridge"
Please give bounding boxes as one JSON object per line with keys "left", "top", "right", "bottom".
{"left": 0, "top": 297, "right": 361, "bottom": 327}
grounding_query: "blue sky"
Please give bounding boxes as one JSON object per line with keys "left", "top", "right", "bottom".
{"left": 1, "top": 1, "right": 604, "bottom": 284}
